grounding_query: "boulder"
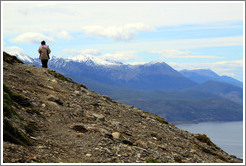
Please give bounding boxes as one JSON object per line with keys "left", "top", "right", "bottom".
{"left": 47, "top": 94, "right": 63, "bottom": 105}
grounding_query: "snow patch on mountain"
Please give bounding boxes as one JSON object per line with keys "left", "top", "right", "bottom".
{"left": 68, "top": 54, "right": 121, "bottom": 66}
{"left": 3, "top": 46, "right": 33, "bottom": 63}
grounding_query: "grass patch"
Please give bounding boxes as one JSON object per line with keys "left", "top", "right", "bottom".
{"left": 3, "top": 84, "right": 31, "bottom": 107}
{"left": 3, "top": 118, "right": 32, "bottom": 146}
{"left": 194, "top": 134, "right": 216, "bottom": 147}
{"left": 26, "top": 108, "right": 41, "bottom": 115}
{"left": 146, "top": 158, "right": 159, "bottom": 163}
{"left": 48, "top": 70, "right": 88, "bottom": 89}
{"left": 48, "top": 70, "right": 73, "bottom": 83}
{"left": 155, "top": 116, "right": 169, "bottom": 124}
{"left": 193, "top": 141, "right": 231, "bottom": 163}
{"left": 24, "top": 121, "right": 38, "bottom": 136}
{"left": 3, "top": 84, "right": 35, "bottom": 146}
{"left": 3, "top": 93, "right": 17, "bottom": 119}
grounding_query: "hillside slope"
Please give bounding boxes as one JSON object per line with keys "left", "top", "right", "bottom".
{"left": 3, "top": 52, "right": 241, "bottom": 163}
{"left": 189, "top": 81, "right": 243, "bottom": 105}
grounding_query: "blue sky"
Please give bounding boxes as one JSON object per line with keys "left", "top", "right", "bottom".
{"left": 2, "top": 1, "right": 244, "bottom": 81}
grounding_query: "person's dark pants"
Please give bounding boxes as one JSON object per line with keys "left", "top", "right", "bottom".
{"left": 41, "top": 60, "right": 48, "bottom": 68}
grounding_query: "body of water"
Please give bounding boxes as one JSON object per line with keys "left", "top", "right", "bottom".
{"left": 176, "top": 121, "right": 244, "bottom": 159}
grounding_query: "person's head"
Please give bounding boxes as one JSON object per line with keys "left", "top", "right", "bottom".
{"left": 41, "top": 40, "right": 46, "bottom": 45}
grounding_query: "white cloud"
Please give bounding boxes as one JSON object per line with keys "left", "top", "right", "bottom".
{"left": 11, "top": 32, "right": 55, "bottom": 44}
{"left": 94, "top": 36, "right": 243, "bottom": 52}
{"left": 150, "top": 49, "right": 223, "bottom": 59}
{"left": 62, "top": 48, "right": 100, "bottom": 56}
{"left": 99, "top": 51, "right": 140, "bottom": 62}
{"left": 4, "top": 46, "right": 24, "bottom": 54}
{"left": 55, "top": 31, "right": 72, "bottom": 40}
{"left": 169, "top": 60, "right": 243, "bottom": 71}
{"left": 81, "top": 23, "right": 152, "bottom": 41}
{"left": 2, "top": 2, "right": 243, "bottom": 35}
{"left": 3, "top": 41, "right": 6, "bottom": 48}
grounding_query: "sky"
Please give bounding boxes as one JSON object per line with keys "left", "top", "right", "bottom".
{"left": 2, "top": 1, "right": 245, "bottom": 81}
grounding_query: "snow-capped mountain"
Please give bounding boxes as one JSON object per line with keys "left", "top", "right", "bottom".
{"left": 3, "top": 47, "right": 34, "bottom": 63}
{"left": 67, "top": 54, "right": 121, "bottom": 66}
{"left": 5, "top": 49, "right": 194, "bottom": 91}
{"left": 3, "top": 49, "right": 242, "bottom": 91}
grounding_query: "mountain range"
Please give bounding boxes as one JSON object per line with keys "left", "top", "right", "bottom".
{"left": 5, "top": 50, "right": 243, "bottom": 123}
{"left": 180, "top": 69, "right": 243, "bottom": 88}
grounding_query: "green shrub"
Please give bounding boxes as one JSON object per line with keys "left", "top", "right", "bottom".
{"left": 48, "top": 70, "right": 72, "bottom": 82}
{"left": 3, "top": 94, "right": 17, "bottom": 119}
{"left": 3, "top": 119, "right": 32, "bottom": 146}
{"left": 3, "top": 84, "right": 34, "bottom": 146}
{"left": 24, "top": 121, "right": 38, "bottom": 136}
{"left": 193, "top": 141, "right": 231, "bottom": 163}
{"left": 3, "top": 84, "right": 30, "bottom": 107}
{"left": 26, "top": 108, "right": 41, "bottom": 115}
{"left": 156, "top": 116, "right": 169, "bottom": 124}
{"left": 194, "top": 134, "right": 216, "bottom": 147}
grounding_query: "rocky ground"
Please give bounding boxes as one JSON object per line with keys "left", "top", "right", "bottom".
{"left": 3, "top": 52, "right": 242, "bottom": 163}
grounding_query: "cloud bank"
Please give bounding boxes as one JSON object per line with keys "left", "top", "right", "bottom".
{"left": 11, "top": 32, "right": 55, "bottom": 44}
{"left": 81, "top": 23, "right": 152, "bottom": 41}
{"left": 150, "top": 50, "right": 223, "bottom": 59}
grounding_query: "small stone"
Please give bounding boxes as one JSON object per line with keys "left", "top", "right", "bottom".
{"left": 41, "top": 104, "right": 46, "bottom": 108}
{"left": 9, "top": 74, "right": 18, "bottom": 78}
{"left": 81, "top": 88, "right": 89, "bottom": 93}
{"left": 47, "top": 86, "right": 54, "bottom": 90}
{"left": 102, "top": 147, "right": 112, "bottom": 154}
{"left": 92, "top": 113, "right": 105, "bottom": 121}
{"left": 111, "top": 121, "right": 121, "bottom": 127}
{"left": 86, "top": 153, "right": 92, "bottom": 157}
{"left": 28, "top": 156, "right": 37, "bottom": 161}
{"left": 158, "top": 145, "right": 167, "bottom": 150}
{"left": 37, "top": 146, "right": 46, "bottom": 149}
{"left": 74, "top": 91, "right": 80, "bottom": 96}
{"left": 30, "top": 136, "right": 38, "bottom": 141}
{"left": 98, "top": 128, "right": 111, "bottom": 136}
{"left": 31, "top": 102, "right": 38, "bottom": 107}
{"left": 112, "top": 132, "right": 120, "bottom": 139}
{"left": 76, "top": 133, "right": 84, "bottom": 137}
{"left": 133, "top": 140, "right": 147, "bottom": 149}
{"left": 85, "top": 114, "right": 95, "bottom": 120}
{"left": 51, "top": 79, "right": 57, "bottom": 83}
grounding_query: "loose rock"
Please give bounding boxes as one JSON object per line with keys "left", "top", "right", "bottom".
{"left": 112, "top": 132, "right": 120, "bottom": 139}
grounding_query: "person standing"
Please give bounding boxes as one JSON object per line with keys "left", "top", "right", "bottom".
{"left": 38, "top": 40, "right": 51, "bottom": 68}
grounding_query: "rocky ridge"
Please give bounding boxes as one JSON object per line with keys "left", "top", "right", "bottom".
{"left": 3, "top": 52, "right": 242, "bottom": 163}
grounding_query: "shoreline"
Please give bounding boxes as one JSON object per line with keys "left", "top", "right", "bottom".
{"left": 176, "top": 121, "right": 244, "bottom": 160}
